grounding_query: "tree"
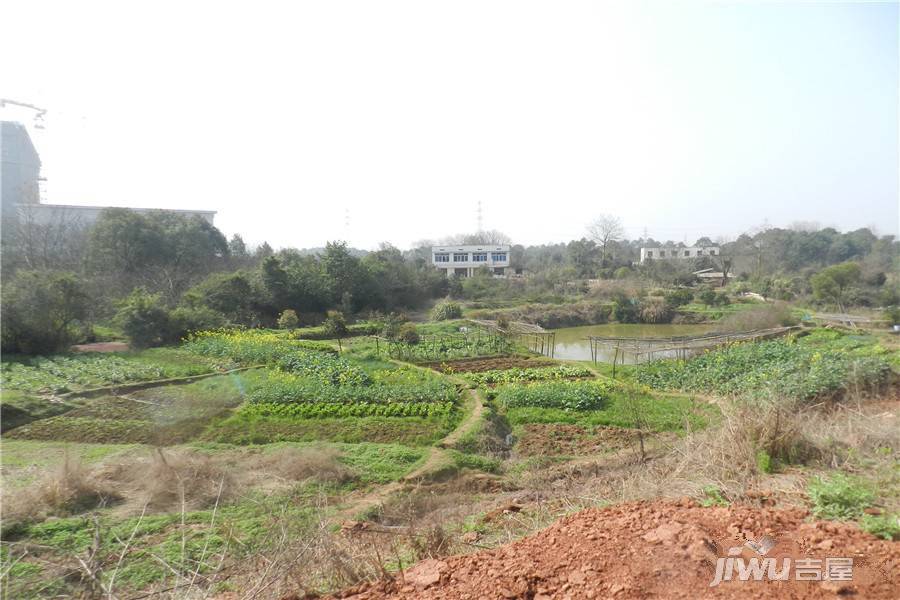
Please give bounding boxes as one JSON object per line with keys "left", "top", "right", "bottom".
{"left": 87, "top": 209, "right": 229, "bottom": 302}
{"left": 1, "top": 271, "right": 90, "bottom": 354}
{"left": 567, "top": 239, "right": 599, "bottom": 278}
{"left": 323, "top": 310, "right": 349, "bottom": 351}
{"left": 193, "top": 271, "right": 259, "bottom": 326}
{"left": 228, "top": 234, "right": 248, "bottom": 257}
{"left": 115, "top": 288, "right": 171, "bottom": 348}
{"left": 587, "top": 214, "right": 624, "bottom": 265}
{"left": 811, "top": 262, "right": 862, "bottom": 311}
{"left": 277, "top": 309, "right": 299, "bottom": 329}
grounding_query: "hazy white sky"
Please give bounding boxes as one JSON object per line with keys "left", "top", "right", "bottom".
{"left": 2, "top": 1, "right": 897, "bottom": 249}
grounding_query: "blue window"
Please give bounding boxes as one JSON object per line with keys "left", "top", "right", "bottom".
{"left": 491, "top": 252, "right": 507, "bottom": 262}
{"left": 434, "top": 253, "right": 449, "bottom": 263}
{"left": 472, "top": 253, "right": 487, "bottom": 262}
{"left": 453, "top": 253, "right": 468, "bottom": 262}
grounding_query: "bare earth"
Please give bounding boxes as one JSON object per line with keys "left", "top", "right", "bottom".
{"left": 326, "top": 499, "right": 899, "bottom": 599}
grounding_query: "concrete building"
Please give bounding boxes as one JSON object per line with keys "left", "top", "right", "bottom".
{"left": 432, "top": 244, "right": 510, "bottom": 277}
{"left": 0, "top": 120, "right": 215, "bottom": 227}
{"left": 640, "top": 245, "right": 720, "bottom": 264}
{"left": 1, "top": 121, "right": 41, "bottom": 221}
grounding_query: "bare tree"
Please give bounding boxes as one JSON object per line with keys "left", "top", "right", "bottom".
{"left": 587, "top": 214, "right": 624, "bottom": 264}
{"left": 440, "top": 230, "right": 511, "bottom": 245}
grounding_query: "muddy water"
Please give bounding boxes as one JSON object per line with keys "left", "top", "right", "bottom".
{"left": 551, "top": 323, "right": 718, "bottom": 362}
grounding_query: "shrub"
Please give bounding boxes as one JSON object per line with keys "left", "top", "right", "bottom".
{"left": 398, "top": 323, "right": 420, "bottom": 345}
{"left": 612, "top": 296, "right": 640, "bottom": 323}
{"left": 664, "top": 288, "right": 694, "bottom": 308}
{"left": 807, "top": 473, "right": 874, "bottom": 520}
{"left": 883, "top": 306, "right": 900, "bottom": 326}
{"left": 167, "top": 306, "right": 226, "bottom": 342}
{"left": 698, "top": 289, "right": 717, "bottom": 306}
{"left": 639, "top": 298, "right": 674, "bottom": 324}
{"left": 1, "top": 270, "right": 90, "bottom": 354}
{"left": 277, "top": 309, "right": 300, "bottom": 329}
{"left": 431, "top": 300, "right": 463, "bottom": 321}
{"left": 860, "top": 514, "right": 900, "bottom": 540}
{"left": 115, "top": 288, "right": 170, "bottom": 348}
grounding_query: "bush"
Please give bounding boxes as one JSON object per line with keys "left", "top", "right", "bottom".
{"left": 322, "top": 310, "right": 349, "bottom": 338}
{"left": 883, "top": 306, "right": 900, "bottom": 326}
{"left": 639, "top": 298, "right": 674, "bottom": 324}
{"left": 166, "top": 306, "right": 227, "bottom": 343}
{"left": 612, "top": 297, "right": 640, "bottom": 323}
{"left": 698, "top": 289, "right": 717, "bottom": 306}
{"left": 664, "top": 288, "right": 694, "bottom": 308}
{"left": 398, "top": 323, "right": 420, "bottom": 345}
{"left": 807, "top": 473, "right": 874, "bottom": 520}
{"left": 860, "top": 514, "right": 900, "bottom": 540}
{"left": 115, "top": 289, "right": 170, "bottom": 348}
{"left": 1, "top": 271, "right": 90, "bottom": 354}
{"left": 277, "top": 309, "right": 300, "bottom": 329}
{"left": 431, "top": 300, "right": 463, "bottom": 321}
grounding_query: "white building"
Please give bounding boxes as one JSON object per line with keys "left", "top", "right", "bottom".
{"left": 432, "top": 244, "right": 510, "bottom": 277}
{"left": 640, "top": 246, "right": 720, "bottom": 263}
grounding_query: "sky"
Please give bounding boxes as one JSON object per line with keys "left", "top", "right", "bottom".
{"left": 1, "top": 0, "right": 898, "bottom": 250}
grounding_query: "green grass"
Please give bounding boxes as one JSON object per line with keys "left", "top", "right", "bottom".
{"left": 4, "top": 487, "right": 328, "bottom": 599}
{"left": 808, "top": 472, "right": 875, "bottom": 520}
{"left": 0, "top": 389, "right": 83, "bottom": 432}
{"left": 504, "top": 392, "right": 715, "bottom": 432}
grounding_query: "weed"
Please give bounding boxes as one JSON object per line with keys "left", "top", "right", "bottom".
{"left": 808, "top": 473, "right": 875, "bottom": 520}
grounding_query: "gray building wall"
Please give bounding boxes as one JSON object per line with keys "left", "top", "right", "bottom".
{"left": 1, "top": 121, "right": 41, "bottom": 221}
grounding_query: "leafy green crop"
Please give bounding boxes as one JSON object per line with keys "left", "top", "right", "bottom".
{"left": 496, "top": 380, "right": 617, "bottom": 411}
{"left": 246, "top": 371, "right": 456, "bottom": 406}
{"left": 636, "top": 335, "right": 891, "bottom": 401}
{"left": 464, "top": 365, "right": 593, "bottom": 386}
{"left": 240, "top": 400, "right": 454, "bottom": 419}
{"left": 0, "top": 350, "right": 218, "bottom": 394}
{"left": 277, "top": 351, "right": 371, "bottom": 386}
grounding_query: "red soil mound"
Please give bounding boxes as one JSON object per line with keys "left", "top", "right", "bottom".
{"left": 328, "top": 499, "right": 898, "bottom": 599}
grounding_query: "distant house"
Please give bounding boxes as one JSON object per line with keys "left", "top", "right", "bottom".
{"left": 640, "top": 245, "right": 720, "bottom": 264}
{"left": 693, "top": 267, "right": 729, "bottom": 283}
{"left": 431, "top": 244, "right": 510, "bottom": 277}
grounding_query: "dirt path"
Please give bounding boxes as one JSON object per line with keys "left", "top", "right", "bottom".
{"left": 336, "top": 386, "right": 486, "bottom": 522}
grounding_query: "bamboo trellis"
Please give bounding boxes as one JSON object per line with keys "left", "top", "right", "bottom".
{"left": 588, "top": 326, "right": 799, "bottom": 369}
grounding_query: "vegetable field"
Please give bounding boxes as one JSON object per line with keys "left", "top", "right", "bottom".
{"left": 635, "top": 331, "right": 892, "bottom": 400}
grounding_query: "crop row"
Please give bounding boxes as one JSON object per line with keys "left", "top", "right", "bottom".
{"left": 183, "top": 330, "right": 334, "bottom": 365}
{"left": 277, "top": 351, "right": 370, "bottom": 386}
{"left": 494, "top": 380, "right": 618, "bottom": 411}
{"left": 247, "top": 371, "right": 457, "bottom": 405}
{"left": 0, "top": 352, "right": 215, "bottom": 394}
{"left": 635, "top": 334, "right": 892, "bottom": 401}
{"left": 240, "top": 400, "right": 454, "bottom": 419}
{"left": 464, "top": 365, "right": 594, "bottom": 385}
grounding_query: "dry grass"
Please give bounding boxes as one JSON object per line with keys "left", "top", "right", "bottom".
{"left": 2, "top": 454, "right": 121, "bottom": 527}
{"left": 718, "top": 301, "right": 797, "bottom": 332}
{"left": 246, "top": 446, "right": 357, "bottom": 485}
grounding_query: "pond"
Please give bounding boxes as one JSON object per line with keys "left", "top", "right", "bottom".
{"left": 551, "top": 323, "right": 718, "bottom": 362}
